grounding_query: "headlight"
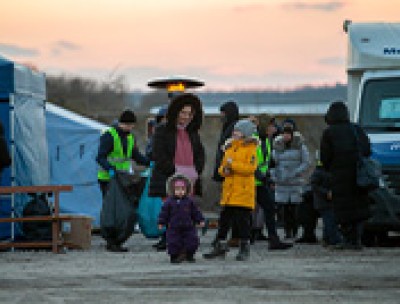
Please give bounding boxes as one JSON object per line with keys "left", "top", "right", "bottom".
{"left": 379, "top": 176, "right": 386, "bottom": 188}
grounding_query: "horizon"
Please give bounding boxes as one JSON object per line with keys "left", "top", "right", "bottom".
{"left": 2, "top": 1, "right": 398, "bottom": 91}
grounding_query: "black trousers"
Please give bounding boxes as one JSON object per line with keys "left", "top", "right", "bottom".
{"left": 99, "top": 180, "right": 109, "bottom": 198}
{"left": 282, "top": 204, "right": 298, "bottom": 237}
{"left": 256, "top": 186, "right": 278, "bottom": 238}
{"left": 217, "top": 206, "right": 252, "bottom": 241}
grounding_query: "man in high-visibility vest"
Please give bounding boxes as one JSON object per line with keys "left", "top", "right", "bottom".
{"left": 255, "top": 114, "right": 292, "bottom": 250}
{"left": 96, "top": 109, "right": 149, "bottom": 252}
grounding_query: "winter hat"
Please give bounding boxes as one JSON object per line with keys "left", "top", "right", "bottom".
{"left": 234, "top": 119, "right": 257, "bottom": 138}
{"left": 282, "top": 118, "right": 296, "bottom": 131}
{"left": 174, "top": 180, "right": 186, "bottom": 188}
{"left": 119, "top": 110, "right": 136, "bottom": 123}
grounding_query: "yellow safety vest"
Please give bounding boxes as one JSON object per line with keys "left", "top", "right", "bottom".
{"left": 97, "top": 127, "right": 134, "bottom": 181}
{"left": 255, "top": 136, "right": 271, "bottom": 186}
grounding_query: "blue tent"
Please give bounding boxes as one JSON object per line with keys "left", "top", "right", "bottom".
{"left": 0, "top": 55, "right": 49, "bottom": 239}
{"left": 45, "top": 103, "right": 106, "bottom": 227}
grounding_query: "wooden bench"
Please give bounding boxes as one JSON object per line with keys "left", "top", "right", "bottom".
{"left": 0, "top": 185, "right": 73, "bottom": 253}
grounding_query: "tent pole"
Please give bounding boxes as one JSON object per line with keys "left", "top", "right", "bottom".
{"left": 10, "top": 94, "right": 15, "bottom": 251}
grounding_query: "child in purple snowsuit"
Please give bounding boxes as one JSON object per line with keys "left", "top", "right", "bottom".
{"left": 158, "top": 174, "right": 205, "bottom": 263}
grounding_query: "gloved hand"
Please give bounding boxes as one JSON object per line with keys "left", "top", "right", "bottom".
{"left": 108, "top": 169, "right": 115, "bottom": 178}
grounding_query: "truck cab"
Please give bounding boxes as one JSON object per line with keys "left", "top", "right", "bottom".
{"left": 345, "top": 21, "right": 400, "bottom": 234}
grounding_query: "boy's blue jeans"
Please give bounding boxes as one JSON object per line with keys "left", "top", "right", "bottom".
{"left": 320, "top": 209, "right": 342, "bottom": 245}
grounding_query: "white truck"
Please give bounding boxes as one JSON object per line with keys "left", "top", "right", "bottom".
{"left": 344, "top": 20, "right": 400, "bottom": 241}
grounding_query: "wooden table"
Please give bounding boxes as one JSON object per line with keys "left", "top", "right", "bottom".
{"left": 0, "top": 185, "right": 73, "bottom": 253}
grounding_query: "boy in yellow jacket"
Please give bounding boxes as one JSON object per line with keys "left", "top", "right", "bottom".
{"left": 204, "top": 119, "right": 258, "bottom": 261}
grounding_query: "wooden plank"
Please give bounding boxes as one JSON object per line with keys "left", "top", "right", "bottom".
{"left": 0, "top": 216, "right": 75, "bottom": 223}
{"left": 0, "top": 242, "right": 53, "bottom": 249}
{"left": 0, "top": 185, "right": 72, "bottom": 194}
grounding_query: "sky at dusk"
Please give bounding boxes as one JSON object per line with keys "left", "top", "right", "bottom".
{"left": 1, "top": 0, "right": 399, "bottom": 91}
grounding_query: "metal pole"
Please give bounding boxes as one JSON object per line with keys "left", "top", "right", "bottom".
{"left": 9, "top": 94, "right": 15, "bottom": 250}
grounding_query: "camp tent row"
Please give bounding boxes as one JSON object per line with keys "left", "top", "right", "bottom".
{"left": 0, "top": 56, "right": 103, "bottom": 239}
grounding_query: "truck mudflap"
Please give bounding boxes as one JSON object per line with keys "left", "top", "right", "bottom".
{"left": 366, "top": 187, "right": 400, "bottom": 230}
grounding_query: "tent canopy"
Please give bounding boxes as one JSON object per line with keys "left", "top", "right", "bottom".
{"left": 46, "top": 103, "right": 108, "bottom": 227}
{"left": 0, "top": 56, "right": 46, "bottom": 99}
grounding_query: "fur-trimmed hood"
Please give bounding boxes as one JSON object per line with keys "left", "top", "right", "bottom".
{"left": 166, "top": 93, "right": 203, "bottom": 132}
{"left": 273, "top": 131, "right": 305, "bottom": 152}
{"left": 222, "top": 136, "right": 259, "bottom": 152}
{"left": 166, "top": 174, "right": 192, "bottom": 197}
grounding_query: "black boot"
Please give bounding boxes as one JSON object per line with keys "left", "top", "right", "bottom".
{"left": 236, "top": 240, "right": 250, "bottom": 261}
{"left": 268, "top": 235, "right": 293, "bottom": 250}
{"left": 203, "top": 241, "right": 229, "bottom": 259}
{"left": 170, "top": 253, "right": 186, "bottom": 264}
{"left": 186, "top": 252, "right": 196, "bottom": 263}
{"left": 250, "top": 229, "right": 258, "bottom": 245}
{"left": 295, "top": 234, "right": 318, "bottom": 244}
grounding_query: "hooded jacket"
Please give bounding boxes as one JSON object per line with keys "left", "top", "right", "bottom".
{"left": 320, "top": 101, "right": 371, "bottom": 224}
{"left": 270, "top": 131, "right": 310, "bottom": 204}
{"left": 158, "top": 174, "right": 204, "bottom": 229}
{"left": 149, "top": 93, "right": 205, "bottom": 197}
{"left": 218, "top": 137, "right": 258, "bottom": 209}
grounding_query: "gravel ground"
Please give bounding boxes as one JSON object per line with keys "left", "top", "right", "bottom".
{"left": 1, "top": 230, "right": 400, "bottom": 304}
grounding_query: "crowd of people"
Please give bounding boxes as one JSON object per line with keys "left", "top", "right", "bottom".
{"left": 96, "top": 93, "right": 372, "bottom": 263}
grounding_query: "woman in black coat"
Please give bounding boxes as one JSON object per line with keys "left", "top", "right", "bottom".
{"left": 320, "top": 101, "right": 371, "bottom": 249}
{"left": 149, "top": 93, "right": 205, "bottom": 198}
{"left": 149, "top": 93, "right": 205, "bottom": 251}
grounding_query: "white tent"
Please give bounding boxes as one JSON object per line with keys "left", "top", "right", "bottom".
{"left": 45, "top": 103, "right": 107, "bottom": 227}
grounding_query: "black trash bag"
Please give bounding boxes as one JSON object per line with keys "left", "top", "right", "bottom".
{"left": 22, "top": 194, "right": 52, "bottom": 241}
{"left": 117, "top": 171, "right": 146, "bottom": 208}
{"left": 100, "top": 172, "right": 143, "bottom": 245}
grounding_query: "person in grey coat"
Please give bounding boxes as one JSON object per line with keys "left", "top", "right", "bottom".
{"left": 270, "top": 119, "right": 310, "bottom": 239}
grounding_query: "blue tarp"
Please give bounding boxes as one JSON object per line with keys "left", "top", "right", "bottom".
{"left": 0, "top": 56, "right": 46, "bottom": 100}
{"left": 0, "top": 55, "right": 49, "bottom": 239}
{"left": 46, "top": 103, "right": 107, "bottom": 227}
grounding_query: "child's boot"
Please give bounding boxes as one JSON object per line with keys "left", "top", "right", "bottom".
{"left": 203, "top": 240, "right": 228, "bottom": 259}
{"left": 236, "top": 240, "right": 250, "bottom": 261}
{"left": 269, "top": 235, "right": 293, "bottom": 250}
{"left": 170, "top": 253, "right": 186, "bottom": 264}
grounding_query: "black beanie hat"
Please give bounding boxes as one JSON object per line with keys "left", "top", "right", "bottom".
{"left": 119, "top": 110, "right": 136, "bottom": 123}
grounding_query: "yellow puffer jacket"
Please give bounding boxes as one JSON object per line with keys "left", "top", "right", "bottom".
{"left": 218, "top": 137, "right": 258, "bottom": 210}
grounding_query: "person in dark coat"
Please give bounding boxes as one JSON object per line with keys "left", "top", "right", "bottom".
{"left": 96, "top": 109, "right": 150, "bottom": 252}
{"left": 145, "top": 105, "right": 168, "bottom": 160}
{"left": 252, "top": 114, "right": 292, "bottom": 250}
{"left": 311, "top": 162, "right": 342, "bottom": 246}
{"left": 320, "top": 101, "right": 371, "bottom": 250}
{"left": 211, "top": 101, "right": 241, "bottom": 247}
{"left": 149, "top": 93, "right": 205, "bottom": 251}
{"left": 0, "top": 121, "right": 11, "bottom": 182}
{"left": 158, "top": 174, "right": 205, "bottom": 263}
{"left": 212, "top": 101, "right": 239, "bottom": 182}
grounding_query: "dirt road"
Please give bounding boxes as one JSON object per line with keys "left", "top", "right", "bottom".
{"left": 1, "top": 233, "right": 399, "bottom": 304}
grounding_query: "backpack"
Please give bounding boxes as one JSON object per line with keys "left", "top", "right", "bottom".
{"left": 22, "top": 194, "right": 52, "bottom": 240}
